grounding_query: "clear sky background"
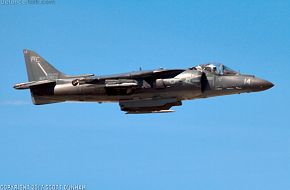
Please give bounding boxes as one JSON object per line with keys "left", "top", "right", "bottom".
{"left": 0, "top": 0, "right": 289, "bottom": 189}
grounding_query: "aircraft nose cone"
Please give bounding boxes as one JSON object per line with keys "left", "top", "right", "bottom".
{"left": 251, "top": 78, "right": 274, "bottom": 91}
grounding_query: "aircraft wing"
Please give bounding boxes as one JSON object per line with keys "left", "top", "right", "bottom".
{"left": 97, "top": 69, "right": 184, "bottom": 80}
{"left": 72, "top": 69, "right": 185, "bottom": 85}
{"left": 119, "top": 98, "right": 182, "bottom": 114}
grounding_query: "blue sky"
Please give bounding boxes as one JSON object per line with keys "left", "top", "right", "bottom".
{"left": 0, "top": 0, "right": 289, "bottom": 189}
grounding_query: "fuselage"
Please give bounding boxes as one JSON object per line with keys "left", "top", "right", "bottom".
{"left": 33, "top": 68, "right": 273, "bottom": 103}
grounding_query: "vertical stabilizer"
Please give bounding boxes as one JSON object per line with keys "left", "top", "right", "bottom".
{"left": 23, "top": 49, "right": 66, "bottom": 81}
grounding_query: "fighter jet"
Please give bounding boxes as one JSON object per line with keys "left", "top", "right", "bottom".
{"left": 14, "top": 49, "right": 274, "bottom": 114}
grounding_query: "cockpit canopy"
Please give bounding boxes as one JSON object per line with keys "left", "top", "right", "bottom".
{"left": 194, "top": 63, "right": 239, "bottom": 75}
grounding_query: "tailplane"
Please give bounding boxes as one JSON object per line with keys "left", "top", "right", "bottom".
{"left": 21, "top": 49, "right": 66, "bottom": 105}
{"left": 16, "top": 50, "right": 93, "bottom": 105}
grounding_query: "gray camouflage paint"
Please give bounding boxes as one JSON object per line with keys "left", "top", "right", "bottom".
{"left": 14, "top": 50, "right": 274, "bottom": 114}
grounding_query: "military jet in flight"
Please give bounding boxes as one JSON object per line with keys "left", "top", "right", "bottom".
{"left": 14, "top": 49, "right": 274, "bottom": 114}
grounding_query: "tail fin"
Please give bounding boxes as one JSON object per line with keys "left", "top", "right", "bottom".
{"left": 23, "top": 49, "right": 66, "bottom": 81}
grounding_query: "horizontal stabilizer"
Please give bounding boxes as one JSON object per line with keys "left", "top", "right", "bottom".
{"left": 13, "top": 80, "right": 55, "bottom": 90}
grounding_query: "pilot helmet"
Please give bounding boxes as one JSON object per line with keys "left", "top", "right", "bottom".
{"left": 195, "top": 65, "right": 203, "bottom": 71}
{"left": 204, "top": 64, "right": 216, "bottom": 72}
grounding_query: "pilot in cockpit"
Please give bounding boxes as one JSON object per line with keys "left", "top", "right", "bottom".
{"left": 194, "top": 64, "right": 238, "bottom": 75}
{"left": 204, "top": 64, "right": 217, "bottom": 73}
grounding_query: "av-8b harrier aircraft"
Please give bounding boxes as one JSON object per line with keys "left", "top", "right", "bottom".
{"left": 14, "top": 50, "right": 274, "bottom": 114}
